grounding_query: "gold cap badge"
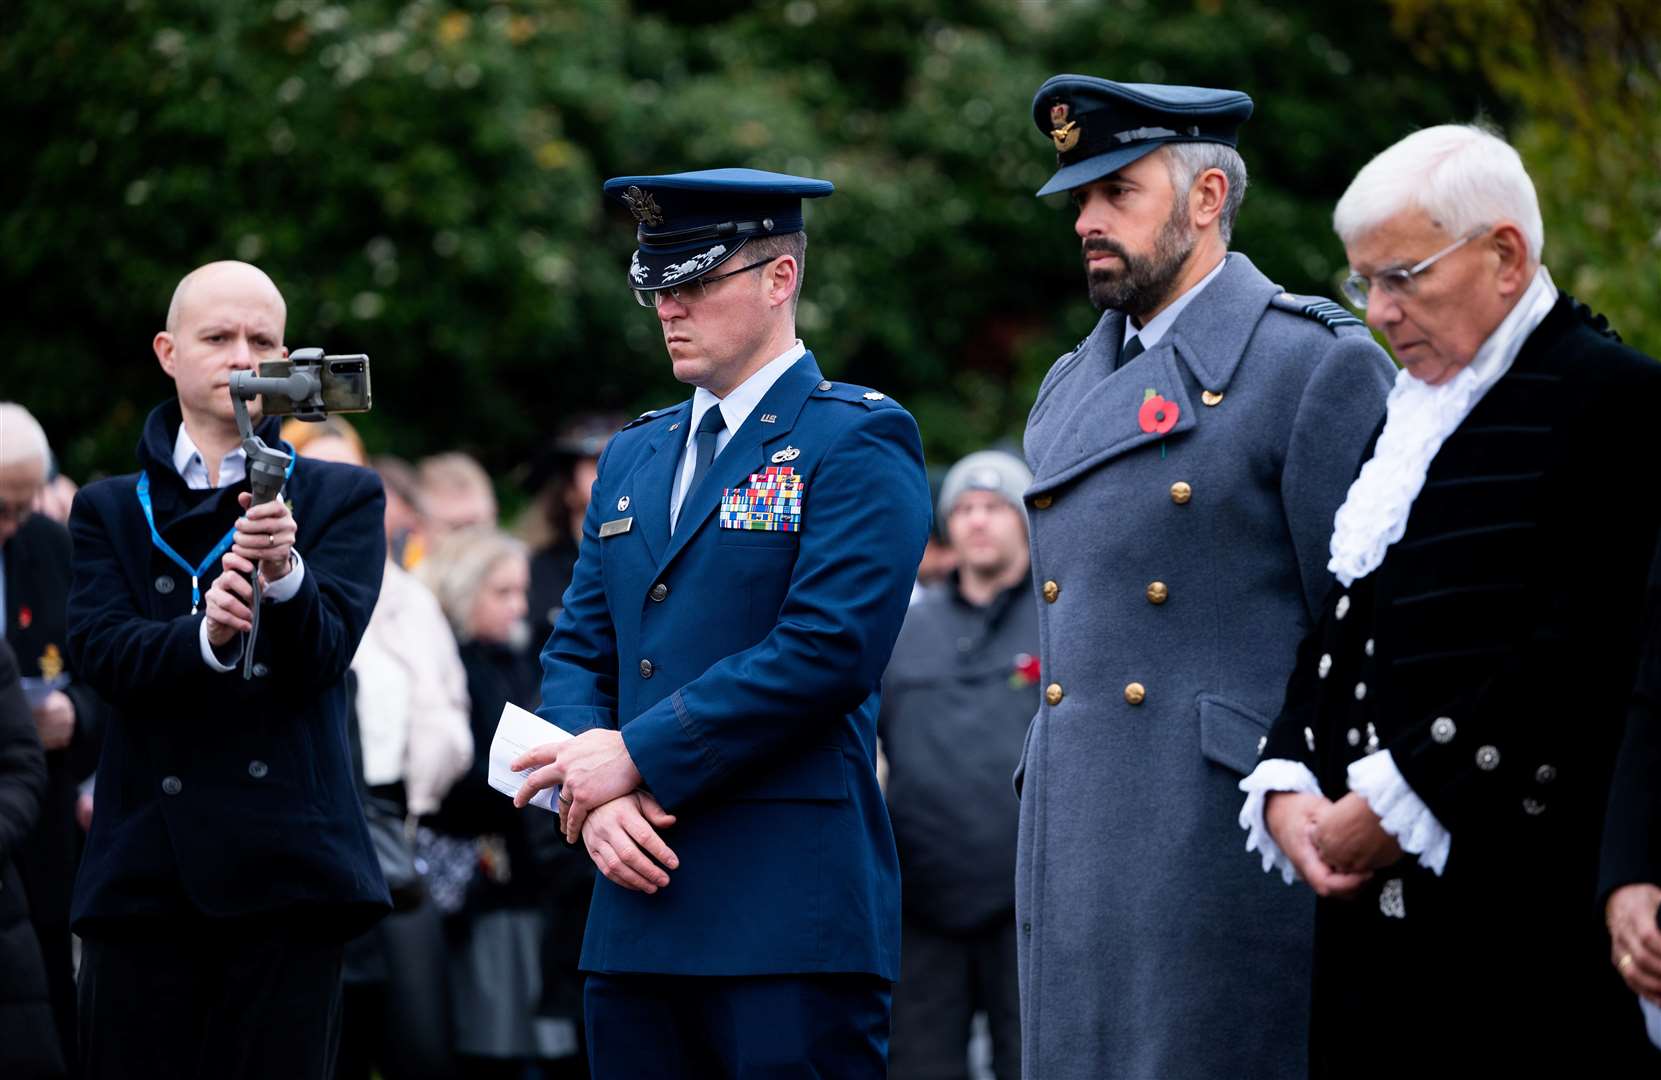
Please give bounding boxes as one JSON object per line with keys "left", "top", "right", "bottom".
{"left": 1049, "top": 102, "right": 1080, "bottom": 153}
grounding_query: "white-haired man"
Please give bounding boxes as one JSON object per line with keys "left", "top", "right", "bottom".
{"left": 1243, "top": 124, "right": 1661, "bottom": 1073}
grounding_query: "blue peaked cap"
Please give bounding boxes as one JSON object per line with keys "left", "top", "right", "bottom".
{"left": 602, "top": 168, "right": 834, "bottom": 292}
{"left": 1031, "top": 75, "right": 1253, "bottom": 197}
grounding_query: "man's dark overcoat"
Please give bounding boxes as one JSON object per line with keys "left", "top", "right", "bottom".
{"left": 65, "top": 402, "right": 390, "bottom": 937}
{"left": 1262, "top": 295, "right": 1661, "bottom": 1075}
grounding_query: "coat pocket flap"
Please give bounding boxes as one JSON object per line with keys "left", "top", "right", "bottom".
{"left": 1197, "top": 693, "right": 1271, "bottom": 776}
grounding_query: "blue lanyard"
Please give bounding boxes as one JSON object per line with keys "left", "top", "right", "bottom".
{"left": 135, "top": 444, "right": 295, "bottom": 613}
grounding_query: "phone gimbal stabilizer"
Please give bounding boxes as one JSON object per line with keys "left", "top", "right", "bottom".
{"left": 226, "top": 349, "right": 373, "bottom": 680}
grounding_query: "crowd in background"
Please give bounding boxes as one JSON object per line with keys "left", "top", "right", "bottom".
{"left": 0, "top": 396, "right": 1031, "bottom": 1080}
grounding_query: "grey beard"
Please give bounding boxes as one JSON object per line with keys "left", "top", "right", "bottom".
{"left": 1084, "top": 211, "right": 1197, "bottom": 320}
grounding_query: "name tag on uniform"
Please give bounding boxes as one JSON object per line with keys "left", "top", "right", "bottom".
{"left": 599, "top": 516, "right": 633, "bottom": 538}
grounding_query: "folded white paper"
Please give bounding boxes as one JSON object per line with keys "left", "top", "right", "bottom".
{"left": 488, "top": 701, "right": 574, "bottom": 813}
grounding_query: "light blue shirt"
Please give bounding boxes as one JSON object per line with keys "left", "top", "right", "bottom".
{"left": 1124, "top": 254, "right": 1229, "bottom": 352}
{"left": 670, "top": 340, "right": 806, "bottom": 530}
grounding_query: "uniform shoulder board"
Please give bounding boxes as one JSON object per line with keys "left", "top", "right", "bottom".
{"left": 813, "top": 380, "right": 900, "bottom": 408}
{"left": 620, "top": 405, "right": 677, "bottom": 431}
{"left": 1269, "top": 291, "right": 1367, "bottom": 334}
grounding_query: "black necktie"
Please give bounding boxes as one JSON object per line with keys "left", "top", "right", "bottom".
{"left": 1118, "top": 334, "right": 1145, "bottom": 368}
{"left": 676, "top": 406, "right": 727, "bottom": 532}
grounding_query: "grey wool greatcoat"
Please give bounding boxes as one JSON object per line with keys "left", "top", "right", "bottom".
{"left": 1015, "top": 252, "right": 1394, "bottom": 1079}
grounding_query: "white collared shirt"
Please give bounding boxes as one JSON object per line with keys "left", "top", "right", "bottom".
{"left": 670, "top": 340, "right": 806, "bottom": 529}
{"left": 1123, "top": 254, "right": 1229, "bottom": 352}
{"left": 174, "top": 424, "right": 306, "bottom": 670}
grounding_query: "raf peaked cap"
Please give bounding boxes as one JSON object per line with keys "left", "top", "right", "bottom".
{"left": 1031, "top": 75, "right": 1253, "bottom": 197}
{"left": 602, "top": 168, "right": 834, "bottom": 292}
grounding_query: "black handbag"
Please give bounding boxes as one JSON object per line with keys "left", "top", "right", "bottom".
{"left": 362, "top": 791, "right": 425, "bottom": 911}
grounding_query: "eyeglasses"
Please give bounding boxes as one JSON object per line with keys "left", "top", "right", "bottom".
{"left": 633, "top": 257, "right": 775, "bottom": 309}
{"left": 1340, "top": 225, "right": 1490, "bottom": 310}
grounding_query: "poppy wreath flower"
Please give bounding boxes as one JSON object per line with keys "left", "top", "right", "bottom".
{"left": 1011, "top": 652, "right": 1041, "bottom": 689}
{"left": 1139, "top": 394, "right": 1180, "bottom": 435}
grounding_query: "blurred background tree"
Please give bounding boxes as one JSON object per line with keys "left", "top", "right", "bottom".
{"left": 1388, "top": 0, "right": 1660, "bottom": 358}
{"left": 5, "top": 0, "right": 1631, "bottom": 499}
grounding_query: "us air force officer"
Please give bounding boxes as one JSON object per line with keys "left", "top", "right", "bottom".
{"left": 1013, "top": 76, "right": 1395, "bottom": 1079}
{"left": 511, "top": 171, "right": 931, "bottom": 1078}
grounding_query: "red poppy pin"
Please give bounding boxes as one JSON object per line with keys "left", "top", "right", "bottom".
{"left": 17, "top": 606, "right": 31, "bottom": 629}
{"left": 1139, "top": 389, "right": 1179, "bottom": 458}
{"left": 1011, "top": 652, "right": 1041, "bottom": 690}
{"left": 1139, "top": 389, "right": 1179, "bottom": 435}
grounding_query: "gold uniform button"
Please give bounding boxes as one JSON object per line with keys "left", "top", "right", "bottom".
{"left": 1170, "top": 481, "right": 1192, "bottom": 504}
{"left": 1045, "top": 683, "right": 1064, "bottom": 706}
{"left": 1124, "top": 682, "right": 1146, "bottom": 705}
{"left": 1042, "top": 580, "right": 1060, "bottom": 603}
{"left": 1146, "top": 581, "right": 1169, "bottom": 605}
{"left": 1202, "top": 390, "right": 1224, "bottom": 406}
{"left": 1032, "top": 494, "right": 1053, "bottom": 510}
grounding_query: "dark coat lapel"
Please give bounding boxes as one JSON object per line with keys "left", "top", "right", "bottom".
{"left": 657, "top": 354, "right": 822, "bottom": 572}
{"left": 1165, "top": 253, "right": 1281, "bottom": 393}
{"left": 621, "top": 400, "right": 692, "bottom": 567}
{"left": 1029, "top": 254, "right": 1278, "bottom": 494}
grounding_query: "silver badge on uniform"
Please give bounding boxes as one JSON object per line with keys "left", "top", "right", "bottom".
{"left": 599, "top": 517, "right": 634, "bottom": 538}
{"left": 771, "top": 445, "right": 801, "bottom": 464}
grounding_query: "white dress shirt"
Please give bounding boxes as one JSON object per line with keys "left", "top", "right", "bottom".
{"left": 174, "top": 424, "right": 305, "bottom": 671}
{"left": 669, "top": 340, "right": 806, "bottom": 530}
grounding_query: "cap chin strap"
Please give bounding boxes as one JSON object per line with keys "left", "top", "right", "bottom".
{"left": 638, "top": 217, "right": 775, "bottom": 246}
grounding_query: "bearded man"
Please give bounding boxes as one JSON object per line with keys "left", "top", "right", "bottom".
{"left": 1013, "top": 75, "right": 1395, "bottom": 1079}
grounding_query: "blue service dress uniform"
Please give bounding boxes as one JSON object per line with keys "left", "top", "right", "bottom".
{"left": 539, "top": 353, "right": 930, "bottom": 1066}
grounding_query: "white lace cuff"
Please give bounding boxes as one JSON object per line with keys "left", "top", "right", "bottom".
{"left": 1347, "top": 750, "right": 1450, "bottom": 876}
{"left": 1238, "top": 759, "right": 1321, "bottom": 885}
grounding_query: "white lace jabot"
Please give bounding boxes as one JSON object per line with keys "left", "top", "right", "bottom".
{"left": 1326, "top": 266, "right": 1559, "bottom": 587}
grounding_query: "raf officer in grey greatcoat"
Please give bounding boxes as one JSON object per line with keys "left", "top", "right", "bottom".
{"left": 1013, "top": 76, "right": 1394, "bottom": 1079}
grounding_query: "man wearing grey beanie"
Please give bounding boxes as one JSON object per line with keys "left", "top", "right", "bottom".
{"left": 879, "top": 449, "right": 1037, "bottom": 1080}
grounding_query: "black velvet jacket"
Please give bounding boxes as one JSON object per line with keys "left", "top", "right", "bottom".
{"left": 1261, "top": 295, "right": 1661, "bottom": 1073}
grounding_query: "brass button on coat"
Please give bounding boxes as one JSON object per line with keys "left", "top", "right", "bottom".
{"left": 1170, "top": 482, "right": 1192, "bottom": 504}
{"left": 1202, "top": 390, "right": 1224, "bottom": 406}
{"left": 650, "top": 583, "right": 669, "bottom": 602}
{"left": 1045, "top": 683, "right": 1064, "bottom": 706}
{"left": 1124, "top": 682, "right": 1146, "bottom": 705}
{"left": 639, "top": 659, "right": 654, "bottom": 679}
{"left": 1032, "top": 494, "right": 1054, "bottom": 510}
{"left": 1146, "top": 581, "right": 1168, "bottom": 605}
{"left": 1042, "top": 580, "right": 1060, "bottom": 603}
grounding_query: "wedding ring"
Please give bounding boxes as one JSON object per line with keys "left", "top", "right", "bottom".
{"left": 1620, "top": 953, "right": 1635, "bottom": 971}
{"left": 559, "top": 790, "right": 573, "bottom": 805}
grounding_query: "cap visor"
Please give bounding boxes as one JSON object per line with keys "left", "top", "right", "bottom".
{"left": 1034, "top": 142, "right": 1163, "bottom": 197}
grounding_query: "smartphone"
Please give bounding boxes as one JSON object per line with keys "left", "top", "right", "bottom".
{"left": 257, "top": 351, "right": 372, "bottom": 417}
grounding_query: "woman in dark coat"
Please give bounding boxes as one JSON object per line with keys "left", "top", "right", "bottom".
{"left": 0, "top": 637, "right": 65, "bottom": 1078}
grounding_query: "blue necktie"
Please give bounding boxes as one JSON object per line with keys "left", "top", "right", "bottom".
{"left": 1117, "top": 334, "right": 1145, "bottom": 368}
{"left": 676, "top": 406, "right": 727, "bottom": 532}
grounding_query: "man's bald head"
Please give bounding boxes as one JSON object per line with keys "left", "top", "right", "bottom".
{"left": 165, "top": 261, "right": 287, "bottom": 336}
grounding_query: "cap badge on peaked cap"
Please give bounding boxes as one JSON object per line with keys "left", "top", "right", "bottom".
{"left": 1049, "top": 102, "right": 1080, "bottom": 153}
{"left": 621, "top": 185, "right": 664, "bottom": 227}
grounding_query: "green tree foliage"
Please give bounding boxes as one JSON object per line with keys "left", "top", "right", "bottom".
{"left": 2, "top": 0, "right": 1495, "bottom": 486}
{"left": 1388, "top": 0, "right": 1660, "bottom": 356}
